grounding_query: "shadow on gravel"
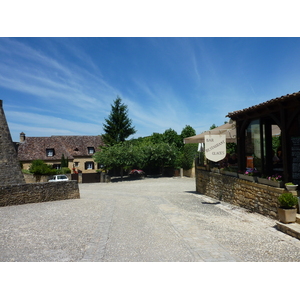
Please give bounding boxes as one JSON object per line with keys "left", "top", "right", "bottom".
{"left": 185, "top": 191, "right": 199, "bottom": 195}
{"left": 110, "top": 175, "right": 169, "bottom": 183}
{"left": 201, "top": 201, "right": 221, "bottom": 205}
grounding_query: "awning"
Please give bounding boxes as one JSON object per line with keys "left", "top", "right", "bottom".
{"left": 184, "top": 121, "right": 281, "bottom": 144}
{"left": 184, "top": 121, "right": 236, "bottom": 144}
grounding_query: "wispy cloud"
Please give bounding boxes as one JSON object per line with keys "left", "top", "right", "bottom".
{"left": 0, "top": 38, "right": 122, "bottom": 137}
{"left": 6, "top": 110, "right": 102, "bottom": 138}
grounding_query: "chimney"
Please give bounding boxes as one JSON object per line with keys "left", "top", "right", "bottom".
{"left": 20, "top": 132, "right": 26, "bottom": 143}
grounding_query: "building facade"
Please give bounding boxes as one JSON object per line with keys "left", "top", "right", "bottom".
{"left": 17, "top": 133, "right": 104, "bottom": 174}
{"left": 0, "top": 100, "right": 25, "bottom": 186}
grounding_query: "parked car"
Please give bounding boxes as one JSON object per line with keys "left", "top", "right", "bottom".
{"left": 129, "top": 169, "right": 146, "bottom": 178}
{"left": 48, "top": 175, "right": 69, "bottom": 182}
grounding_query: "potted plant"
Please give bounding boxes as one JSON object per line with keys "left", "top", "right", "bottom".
{"left": 277, "top": 192, "right": 298, "bottom": 223}
{"left": 220, "top": 166, "right": 238, "bottom": 177}
{"left": 285, "top": 182, "right": 298, "bottom": 191}
{"left": 257, "top": 174, "right": 284, "bottom": 188}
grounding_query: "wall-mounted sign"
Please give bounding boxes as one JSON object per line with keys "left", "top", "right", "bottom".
{"left": 205, "top": 135, "right": 226, "bottom": 162}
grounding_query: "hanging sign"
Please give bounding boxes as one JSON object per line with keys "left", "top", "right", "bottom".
{"left": 205, "top": 135, "right": 226, "bottom": 162}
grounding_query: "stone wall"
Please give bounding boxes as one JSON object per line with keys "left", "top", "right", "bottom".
{"left": 0, "top": 100, "right": 25, "bottom": 186}
{"left": 23, "top": 173, "right": 72, "bottom": 183}
{"left": 183, "top": 167, "right": 195, "bottom": 178}
{"left": 0, "top": 181, "right": 80, "bottom": 207}
{"left": 196, "top": 167, "right": 286, "bottom": 219}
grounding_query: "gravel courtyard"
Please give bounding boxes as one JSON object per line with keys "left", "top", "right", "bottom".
{"left": 1, "top": 177, "right": 300, "bottom": 262}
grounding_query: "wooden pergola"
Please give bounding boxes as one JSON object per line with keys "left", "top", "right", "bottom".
{"left": 227, "top": 91, "right": 300, "bottom": 184}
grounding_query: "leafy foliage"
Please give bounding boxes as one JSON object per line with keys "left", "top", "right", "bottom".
{"left": 96, "top": 124, "right": 199, "bottom": 176}
{"left": 162, "top": 128, "right": 182, "bottom": 149}
{"left": 102, "top": 97, "right": 136, "bottom": 145}
{"left": 180, "top": 143, "right": 198, "bottom": 170}
{"left": 226, "top": 142, "right": 237, "bottom": 154}
{"left": 181, "top": 125, "right": 196, "bottom": 139}
{"left": 94, "top": 140, "right": 178, "bottom": 172}
{"left": 56, "top": 167, "right": 71, "bottom": 174}
{"left": 278, "top": 193, "right": 298, "bottom": 209}
{"left": 272, "top": 136, "right": 281, "bottom": 153}
{"left": 61, "top": 154, "right": 69, "bottom": 168}
{"left": 29, "top": 160, "right": 57, "bottom": 175}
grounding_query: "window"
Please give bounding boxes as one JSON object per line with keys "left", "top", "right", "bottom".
{"left": 88, "top": 147, "right": 95, "bottom": 154}
{"left": 85, "top": 162, "right": 94, "bottom": 170}
{"left": 46, "top": 148, "right": 54, "bottom": 157}
{"left": 245, "top": 119, "right": 263, "bottom": 173}
{"left": 74, "top": 162, "right": 79, "bottom": 167}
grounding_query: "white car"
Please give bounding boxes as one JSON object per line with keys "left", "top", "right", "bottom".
{"left": 48, "top": 175, "right": 69, "bottom": 182}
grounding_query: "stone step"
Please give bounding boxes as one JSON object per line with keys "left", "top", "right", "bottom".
{"left": 276, "top": 214, "right": 300, "bottom": 240}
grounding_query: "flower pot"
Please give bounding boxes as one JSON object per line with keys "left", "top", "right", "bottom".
{"left": 257, "top": 177, "right": 284, "bottom": 188}
{"left": 222, "top": 171, "right": 238, "bottom": 177}
{"left": 238, "top": 174, "right": 257, "bottom": 182}
{"left": 277, "top": 207, "right": 297, "bottom": 223}
{"left": 285, "top": 184, "right": 298, "bottom": 191}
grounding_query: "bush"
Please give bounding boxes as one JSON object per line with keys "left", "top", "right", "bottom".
{"left": 278, "top": 193, "right": 298, "bottom": 209}
{"left": 29, "top": 160, "right": 56, "bottom": 175}
{"left": 56, "top": 167, "right": 71, "bottom": 174}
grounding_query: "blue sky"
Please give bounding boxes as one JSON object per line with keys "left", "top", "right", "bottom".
{"left": 2, "top": 37, "right": 300, "bottom": 142}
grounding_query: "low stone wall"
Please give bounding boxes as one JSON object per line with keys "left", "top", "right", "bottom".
{"left": 0, "top": 181, "right": 80, "bottom": 207}
{"left": 23, "top": 173, "right": 72, "bottom": 183}
{"left": 196, "top": 168, "right": 286, "bottom": 219}
{"left": 183, "top": 168, "right": 195, "bottom": 178}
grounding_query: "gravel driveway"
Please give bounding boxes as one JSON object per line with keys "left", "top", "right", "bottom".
{"left": 1, "top": 177, "right": 300, "bottom": 262}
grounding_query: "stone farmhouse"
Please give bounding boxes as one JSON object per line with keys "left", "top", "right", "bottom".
{"left": 17, "top": 133, "right": 104, "bottom": 174}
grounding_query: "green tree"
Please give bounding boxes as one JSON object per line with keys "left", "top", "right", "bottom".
{"left": 61, "top": 154, "right": 69, "bottom": 168}
{"left": 162, "top": 128, "right": 182, "bottom": 149}
{"left": 149, "top": 132, "right": 164, "bottom": 144}
{"left": 180, "top": 144, "right": 198, "bottom": 169}
{"left": 181, "top": 125, "right": 196, "bottom": 139}
{"left": 179, "top": 125, "right": 198, "bottom": 170}
{"left": 93, "top": 141, "right": 146, "bottom": 179}
{"left": 94, "top": 140, "right": 178, "bottom": 177}
{"left": 102, "top": 96, "right": 136, "bottom": 145}
{"left": 146, "top": 142, "right": 178, "bottom": 169}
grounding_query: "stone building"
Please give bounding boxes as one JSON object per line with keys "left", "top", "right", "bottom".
{"left": 0, "top": 100, "right": 25, "bottom": 186}
{"left": 17, "top": 133, "right": 104, "bottom": 174}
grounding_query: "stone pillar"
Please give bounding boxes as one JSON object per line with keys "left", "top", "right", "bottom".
{"left": 0, "top": 100, "right": 25, "bottom": 186}
{"left": 78, "top": 173, "right": 83, "bottom": 183}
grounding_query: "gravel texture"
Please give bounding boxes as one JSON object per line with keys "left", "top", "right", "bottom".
{"left": 1, "top": 177, "right": 300, "bottom": 262}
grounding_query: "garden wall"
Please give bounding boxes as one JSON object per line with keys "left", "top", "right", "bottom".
{"left": 0, "top": 181, "right": 80, "bottom": 207}
{"left": 196, "top": 167, "right": 286, "bottom": 219}
{"left": 23, "top": 173, "right": 72, "bottom": 183}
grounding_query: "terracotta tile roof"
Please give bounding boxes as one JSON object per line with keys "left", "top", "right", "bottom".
{"left": 227, "top": 91, "right": 300, "bottom": 119}
{"left": 17, "top": 135, "right": 103, "bottom": 161}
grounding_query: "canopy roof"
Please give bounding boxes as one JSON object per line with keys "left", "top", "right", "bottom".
{"left": 184, "top": 122, "right": 236, "bottom": 144}
{"left": 184, "top": 121, "right": 281, "bottom": 144}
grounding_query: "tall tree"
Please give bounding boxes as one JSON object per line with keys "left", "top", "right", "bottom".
{"left": 102, "top": 96, "right": 136, "bottom": 145}
{"left": 181, "top": 125, "right": 196, "bottom": 139}
{"left": 180, "top": 125, "right": 198, "bottom": 170}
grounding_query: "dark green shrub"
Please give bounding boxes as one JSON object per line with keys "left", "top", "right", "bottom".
{"left": 29, "top": 160, "right": 56, "bottom": 175}
{"left": 56, "top": 167, "right": 71, "bottom": 174}
{"left": 278, "top": 193, "right": 298, "bottom": 209}
{"left": 180, "top": 143, "right": 198, "bottom": 170}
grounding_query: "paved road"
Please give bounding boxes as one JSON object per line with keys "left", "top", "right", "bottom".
{"left": 1, "top": 177, "right": 300, "bottom": 262}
